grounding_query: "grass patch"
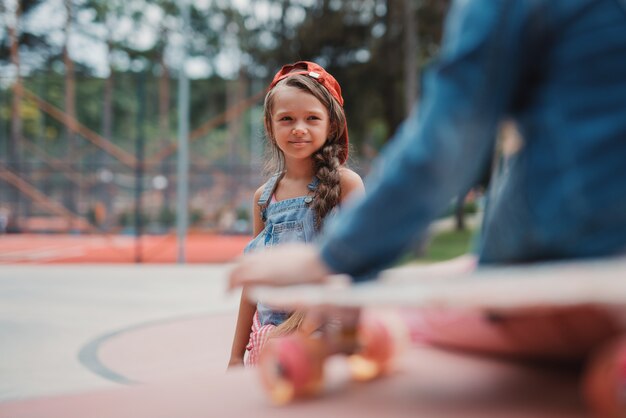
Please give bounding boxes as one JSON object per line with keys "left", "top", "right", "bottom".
{"left": 421, "top": 228, "right": 475, "bottom": 261}
{"left": 396, "top": 228, "right": 475, "bottom": 265}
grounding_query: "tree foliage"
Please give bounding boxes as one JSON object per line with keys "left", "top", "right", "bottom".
{"left": 1, "top": 0, "right": 451, "bottom": 157}
{"left": 234, "top": 0, "right": 450, "bottom": 150}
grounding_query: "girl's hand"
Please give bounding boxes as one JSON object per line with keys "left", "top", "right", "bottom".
{"left": 228, "top": 243, "right": 331, "bottom": 289}
{"left": 227, "top": 357, "right": 244, "bottom": 369}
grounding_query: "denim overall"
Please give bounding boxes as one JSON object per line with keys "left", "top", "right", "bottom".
{"left": 244, "top": 172, "right": 319, "bottom": 326}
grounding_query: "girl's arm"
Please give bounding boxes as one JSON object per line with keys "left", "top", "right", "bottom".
{"left": 228, "top": 186, "right": 265, "bottom": 368}
{"left": 228, "top": 290, "right": 256, "bottom": 367}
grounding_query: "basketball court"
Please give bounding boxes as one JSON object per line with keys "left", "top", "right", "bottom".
{"left": 0, "top": 264, "right": 239, "bottom": 401}
{"left": 0, "top": 262, "right": 606, "bottom": 417}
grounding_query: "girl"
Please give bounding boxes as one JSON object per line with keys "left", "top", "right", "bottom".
{"left": 228, "top": 61, "right": 364, "bottom": 368}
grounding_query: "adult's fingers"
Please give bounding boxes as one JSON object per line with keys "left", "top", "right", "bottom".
{"left": 227, "top": 244, "right": 330, "bottom": 290}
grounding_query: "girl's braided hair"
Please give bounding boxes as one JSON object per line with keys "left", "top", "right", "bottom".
{"left": 263, "top": 74, "right": 348, "bottom": 230}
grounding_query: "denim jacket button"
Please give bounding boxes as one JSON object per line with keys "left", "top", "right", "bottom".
{"left": 304, "top": 196, "right": 313, "bottom": 204}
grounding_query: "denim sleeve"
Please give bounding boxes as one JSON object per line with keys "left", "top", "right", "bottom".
{"left": 319, "top": 0, "right": 529, "bottom": 281}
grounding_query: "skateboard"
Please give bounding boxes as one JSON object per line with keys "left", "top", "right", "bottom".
{"left": 257, "top": 308, "right": 409, "bottom": 405}
{"left": 250, "top": 256, "right": 626, "bottom": 417}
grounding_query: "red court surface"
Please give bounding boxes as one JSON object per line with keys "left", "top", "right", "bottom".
{"left": 0, "top": 309, "right": 589, "bottom": 417}
{"left": 0, "top": 342, "right": 586, "bottom": 418}
{"left": 0, "top": 233, "right": 251, "bottom": 264}
{"left": 94, "top": 314, "right": 235, "bottom": 384}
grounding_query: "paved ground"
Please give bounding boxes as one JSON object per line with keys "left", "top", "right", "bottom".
{"left": 0, "top": 264, "right": 240, "bottom": 402}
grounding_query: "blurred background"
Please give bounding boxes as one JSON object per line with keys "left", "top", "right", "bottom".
{"left": 0, "top": 0, "right": 479, "bottom": 264}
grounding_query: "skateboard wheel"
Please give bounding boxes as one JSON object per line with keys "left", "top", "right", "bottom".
{"left": 349, "top": 314, "right": 407, "bottom": 381}
{"left": 347, "top": 353, "right": 382, "bottom": 382}
{"left": 258, "top": 335, "right": 324, "bottom": 404}
{"left": 346, "top": 320, "right": 392, "bottom": 381}
{"left": 359, "top": 319, "right": 395, "bottom": 365}
{"left": 583, "top": 337, "right": 626, "bottom": 418}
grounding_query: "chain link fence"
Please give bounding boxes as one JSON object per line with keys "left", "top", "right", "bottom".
{"left": 0, "top": 74, "right": 267, "bottom": 236}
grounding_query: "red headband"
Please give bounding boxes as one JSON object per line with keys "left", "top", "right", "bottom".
{"left": 269, "top": 61, "right": 349, "bottom": 164}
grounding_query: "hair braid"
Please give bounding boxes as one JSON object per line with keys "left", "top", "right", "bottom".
{"left": 311, "top": 142, "right": 342, "bottom": 230}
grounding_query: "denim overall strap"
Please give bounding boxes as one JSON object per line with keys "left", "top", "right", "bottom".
{"left": 257, "top": 172, "right": 284, "bottom": 222}
{"left": 307, "top": 176, "right": 319, "bottom": 192}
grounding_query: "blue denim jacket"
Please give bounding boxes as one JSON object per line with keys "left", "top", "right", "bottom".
{"left": 320, "top": 0, "right": 626, "bottom": 280}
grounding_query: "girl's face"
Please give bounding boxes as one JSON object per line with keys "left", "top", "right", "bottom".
{"left": 269, "top": 85, "right": 330, "bottom": 165}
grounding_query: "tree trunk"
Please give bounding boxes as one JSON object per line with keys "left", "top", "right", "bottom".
{"left": 157, "top": 36, "right": 173, "bottom": 207}
{"left": 63, "top": 0, "right": 77, "bottom": 220}
{"left": 102, "top": 41, "right": 113, "bottom": 142}
{"left": 63, "top": 0, "right": 76, "bottom": 152}
{"left": 455, "top": 192, "right": 466, "bottom": 231}
{"left": 225, "top": 69, "right": 248, "bottom": 209}
{"left": 403, "top": 0, "right": 419, "bottom": 116}
{"left": 158, "top": 53, "right": 170, "bottom": 145}
{"left": 7, "top": 2, "right": 22, "bottom": 232}
{"left": 100, "top": 36, "right": 114, "bottom": 230}
{"left": 382, "top": 0, "right": 404, "bottom": 140}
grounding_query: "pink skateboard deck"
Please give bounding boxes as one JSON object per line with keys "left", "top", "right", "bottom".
{"left": 250, "top": 256, "right": 626, "bottom": 312}
{"left": 247, "top": 256, "right": 626, "bottom": 416}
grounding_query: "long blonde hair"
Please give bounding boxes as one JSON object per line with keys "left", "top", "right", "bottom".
{"left": 271, "top": 311, "right": 307, "bottom": 337}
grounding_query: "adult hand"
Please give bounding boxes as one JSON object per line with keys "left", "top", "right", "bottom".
{"left": 408, "top": 305, "right": 620, "bottom": 361}
{"left": 228, "top": 243, "right": 332, "bottom": 290}
{"left": 479, "top": 305, "right": 620, "bottom": 359}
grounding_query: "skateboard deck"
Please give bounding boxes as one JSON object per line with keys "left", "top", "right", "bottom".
{"left": 250, "top": 256, "right": 626, "bottom": 311}
{"left": 248, "top": 256, "right": 626, "bottom": 417}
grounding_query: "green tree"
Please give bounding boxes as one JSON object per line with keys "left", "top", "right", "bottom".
{"left": 232, "top": 0, "right": 450, "bottom": 153}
